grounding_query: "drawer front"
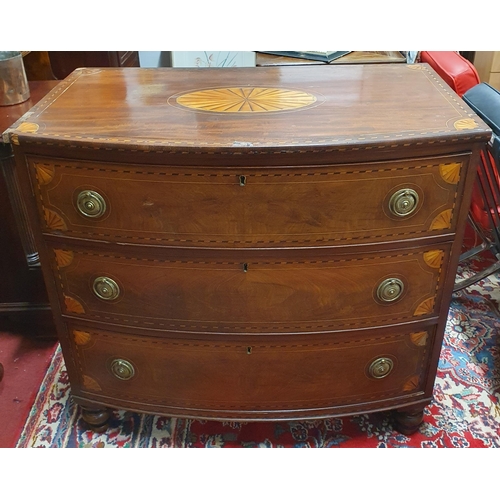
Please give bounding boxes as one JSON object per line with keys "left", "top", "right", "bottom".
{"left": 67, "top": 323, "right": 435, "bottom": 418}
{"left": 30, "top": 155, "right": 468, "bottom": 248}
{"left": 52, "top": 244, "right": 450, "bottom": 333}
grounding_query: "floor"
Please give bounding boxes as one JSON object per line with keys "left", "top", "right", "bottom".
{"left": 0, "top": 320, "right": 57, "bottom": 448}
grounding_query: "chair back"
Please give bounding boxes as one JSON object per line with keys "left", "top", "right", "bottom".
{"left": 419, "top": 51, "right": 480, "bottom": 96}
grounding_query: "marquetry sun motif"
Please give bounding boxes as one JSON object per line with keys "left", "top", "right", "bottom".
{"left": 402, "top": 375, "right": 420, "bottom": 392}
{"left": 439, "top": 162, "right": 461, "bottom": 184}
{"left": 64, "top": 295, "right": 85, "bottom": 314}
{"left": 35, "top": 164, "right": 56, "bottom": 185}
{"left": 73, "top": 330, "right": 92, "bottom": 346}
{"left": 16, "top": 122, "right": 39, "bottom": 134}
{"left": 44, "top": 209, "right": 67, "bottom": 231}
{"left": 175, "top": 87, "right": 317, "bottom": 113}
{"left": 423, "top": 249, "right": 444, "bottom": 269}
{"left": 54, "top": 249, "right": 74, "bottom": 268}
{"left": 82, "top": 375, "right": 102, "bottom": 392}
{"left": 454, "top": 118, "right": 479, "bottom": 130}
{"left": 430, "top": 209, "right": 452, "bottom": 231}
{"left": 414, "top": 297, "right": 435, "bottom": 316}
{"left": 410, "top": 331, "right": 428, "bottom": 347}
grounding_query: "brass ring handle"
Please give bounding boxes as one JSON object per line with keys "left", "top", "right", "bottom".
{"left": 368, "top": 357, "right": 394, "bottom": 379}
{"left": 389, "top": 188, "right": 419, "bottom": 217}
{"left": 110, "top": 359, "right": 135, "bottom": 380}
{"left": 376, "top": 278, "right": 404, "bottom": 303}
{"left": 77, "top": 190, "right": 107, "bottom": 218}
{"left": 93, "top": 276, "right": 120, "bottom": 301}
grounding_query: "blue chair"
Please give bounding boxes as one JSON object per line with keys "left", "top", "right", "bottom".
{"left": 455, "top": 82, "right": 500, "bottom": 291}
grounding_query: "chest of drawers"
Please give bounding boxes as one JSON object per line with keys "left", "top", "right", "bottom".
{"left": 8, "top": 65, "right": 490, "bottom": 434}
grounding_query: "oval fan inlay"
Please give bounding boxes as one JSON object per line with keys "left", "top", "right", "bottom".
{"left": 414, "top": 297, "right": 435, "bottom": 316}
{"left": 74, "top": 330, "right": 92, "bottom": 346}
{"left": 423, "top": 250, "right": 444, "bottom": 269}
{"left": 430, "top": 209, "right": 452, "bottom": 230}
{"left": 64, "top": 295, "right": 85, "bottom": 314}
{"left": 35, "top": 164, "right": 56, "bottom": 185}
{"left": 439, "top": 162, "right": 461, "bottom": 184}
{"left": 54, "top": 249, "right": 74, "bottom": 268}
{"left": 403, "top": 375, "right": 420, "bottom": 391}
{"left": 454, "top": 118, "right": 478, "bottom": 130}
{"left": 44, "top": 209, "right": 67, "bottom": 232}
{"left": 16, "top": 122, "right": 39, "bottom": 134}
{"left": 410, "top": 331, "right": 428, "bottom": 346}
{"left": 83, "top": 375, "right": 102, "bottom": 391}
{"left": 175, "top": 87, "right": 317, "bottom": 113}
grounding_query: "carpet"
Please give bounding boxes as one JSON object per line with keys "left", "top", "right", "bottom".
{"left": 15, "top": 259, "right": 500, "bottom": 448}
{"left": 0, "top": 331, "right": 57, "bottom": 448}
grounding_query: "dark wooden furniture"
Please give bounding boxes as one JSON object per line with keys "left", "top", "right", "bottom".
{"left": 7, "top": 65, "right": 490, "bottom": 434}
{"left": 47, "top": 52, "right": 140, "bottom": 79}
{"left": 0, "top": 81, "right": 59, "bottom": 334}
{"left": 256, "top": 51, "right": 406, "bottom": 66}
{"left": 21, "top": 52, "right": 57, "bottom": 81}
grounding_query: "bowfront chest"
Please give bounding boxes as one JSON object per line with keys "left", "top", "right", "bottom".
{"left": 8, "top": 65, "right": 490, "bottom": 433}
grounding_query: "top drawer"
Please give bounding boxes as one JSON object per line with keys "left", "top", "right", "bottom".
{"left": 28, "top": 154, "right": 469, "bottom": 249}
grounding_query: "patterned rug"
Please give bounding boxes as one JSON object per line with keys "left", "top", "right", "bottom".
{"left": 16, "top": 259, "right": 500, "bottom": 448}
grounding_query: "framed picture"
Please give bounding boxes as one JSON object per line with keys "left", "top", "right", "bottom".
{"left": 260, "top": 51, "right": 351, "bottom": 63}
{"left": 171, "top": 51, "right": 256, "bottom": 68}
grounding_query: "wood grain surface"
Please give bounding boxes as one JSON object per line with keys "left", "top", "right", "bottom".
{"left": 9, "top": 66, "right": 491, "bottom": 426}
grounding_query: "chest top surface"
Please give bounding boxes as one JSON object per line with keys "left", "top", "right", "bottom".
{"left": 8, "top": 64, "right": 490, "bottom": 152}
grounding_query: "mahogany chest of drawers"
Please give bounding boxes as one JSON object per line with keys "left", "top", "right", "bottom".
{"left": 8, "top": 65, "right": 490, "bottom": 434}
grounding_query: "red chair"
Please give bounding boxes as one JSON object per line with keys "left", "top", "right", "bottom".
{"left": 420, "top": 51, "right": 500, "bottom": 290}
{"left": 420, "top": 51, "right": 480, "bottom": 97}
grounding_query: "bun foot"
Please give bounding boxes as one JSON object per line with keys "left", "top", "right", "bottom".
{"left": 81, "top": 406, "right": 111, "bottom": 432}
{"left": 393, "top": 406, "right": 425, "bottom": 435}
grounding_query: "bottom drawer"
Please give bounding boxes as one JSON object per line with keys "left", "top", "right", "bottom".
{"left": 66, "top": 323, "right": 436, "bottom": 420}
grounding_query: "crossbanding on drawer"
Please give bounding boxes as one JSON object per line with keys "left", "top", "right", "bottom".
{"left": 52, "top": 245, "right": 450, "bottom": 333}
{"left": 30, "top": 155, "right": 468, "bottom": 248}
{"left": 68, "top": 323, "right": 435, "bottom": 417}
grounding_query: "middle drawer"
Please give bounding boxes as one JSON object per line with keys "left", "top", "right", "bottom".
{"left": 50, "top": 243, "right": 451, "bottom": 334}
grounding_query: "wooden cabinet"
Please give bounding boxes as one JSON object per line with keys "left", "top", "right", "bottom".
{"left": 7, "top": 64, "right": 490, "bottom": 434}
{"left": 0, "top": 81, "right": 59, "bottom": 333}
{"left": 473, "top": 51, "right": 500, "bottom": 90}
{"left": 47, "top": 52, "right": 139, "bottom": 79}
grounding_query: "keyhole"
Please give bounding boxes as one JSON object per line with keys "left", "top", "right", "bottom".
{"left": 247, "top": 347, "right": 252, "bottom": 354}
{"left": 243, "top": 263, "right": 248, "bottom": 272}
{"left": 239, "top": 175, "right": 246, "bottom": 186}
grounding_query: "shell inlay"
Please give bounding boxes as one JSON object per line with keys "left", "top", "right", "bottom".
{"left": 174, "top": 87, "right": 317, "bottom": 113}
{"left": 82, "top": 375, "right": 102, "bottom": 391}
{"left": 64, "top": 295, "right": 85, "bottom": 314}
{"left": 454, "top": 118, "right": 478, "bottom": 130}
{"left": 403, "top": 375, "right": 420, "bottom": 391}
{"left": 16, "top": 122, "right": 39, "bottom": 134}
{"left": 74, "top": 330, "right": 92, "bottom": 346}
{"left": 414, "top": 297, "right": 435, "bottom": 316}
{"left": 54, "top": 249, "right": 74, "bottom": 268}
{"left": 44, "top": 209, "right": 67, "bottom": 232}
{"left": 423, "top": 250, "right": 444, "bottom": 269}
{"left": 430, "top": 209, "right": 452, "bottom": 230}
{"left": 439, "top": 162, "right": 461, "bottom": 184}
{"left": 410, "top": 331, "right": 428, "bottom": 346}
{"left": 35, "top": 164, "right": 56, "bottom": 185}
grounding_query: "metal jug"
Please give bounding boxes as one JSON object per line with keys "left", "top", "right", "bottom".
{"left": 0, "top": 51, "right": 30, "bottom": 106}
